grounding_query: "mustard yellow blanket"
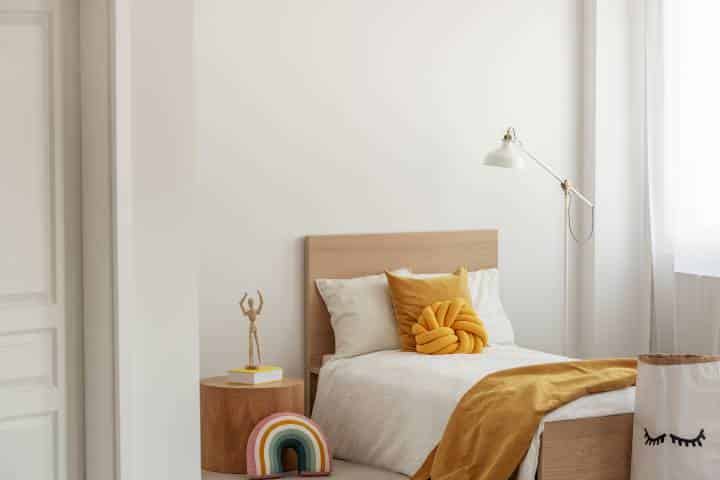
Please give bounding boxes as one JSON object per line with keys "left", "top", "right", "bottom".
{"left": 412, "top": 359, "right": 637, "bottom": 480}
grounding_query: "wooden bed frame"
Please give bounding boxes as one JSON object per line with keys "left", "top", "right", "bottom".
{"left": 304, "top": 230, "right": 633, "bottom": 480}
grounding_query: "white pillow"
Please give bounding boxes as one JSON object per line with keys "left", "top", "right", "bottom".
{"left": 315, "top": 269, "right": 409, "bottom": 359}
{"left": 397, "top": 268, "right": 515, "bottom": 345}
{"left": 466, "top": 269, "right": 515, "bottom": 345}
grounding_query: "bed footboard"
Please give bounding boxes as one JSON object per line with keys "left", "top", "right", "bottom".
{"left": 538, "top": 414, "right": 633, "bottom": 480}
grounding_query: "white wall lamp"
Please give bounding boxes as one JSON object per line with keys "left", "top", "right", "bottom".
{"left": 484, "top": 127, "right": 595, "bottom": 355}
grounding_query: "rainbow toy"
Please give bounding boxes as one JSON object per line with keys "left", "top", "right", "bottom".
{"left": 246, "top": 412, "right": 332, "bottom": 478}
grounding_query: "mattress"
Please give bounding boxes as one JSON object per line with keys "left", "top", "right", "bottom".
{"left": 311, "top": 345, "right": 635, "bottom": 480}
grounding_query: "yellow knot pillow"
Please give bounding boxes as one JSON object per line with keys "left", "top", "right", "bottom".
{"left": 386, "top": 268, "right": 472, "bottom": 351}
{"left": 411, "top": 298, "right": 488, "bottom": 354}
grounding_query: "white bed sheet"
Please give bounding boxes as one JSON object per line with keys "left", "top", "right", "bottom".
{"left": 312, "top": 346, "right": 635, "bottom": 480}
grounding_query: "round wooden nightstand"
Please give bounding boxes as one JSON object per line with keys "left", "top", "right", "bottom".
{"left": 200, "top": 376, "right": 304, "bottom": 474}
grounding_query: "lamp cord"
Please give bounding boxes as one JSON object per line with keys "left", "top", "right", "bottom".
{"left": 512, "top": 129, "right": 595, "bottom": 244}
{"left": 567, "top": 193, "right": 595, "bottom": 245}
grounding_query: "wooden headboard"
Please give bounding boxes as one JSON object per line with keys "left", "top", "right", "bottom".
{"left": 303, "top": 230, "right": 498, "bottom": 412}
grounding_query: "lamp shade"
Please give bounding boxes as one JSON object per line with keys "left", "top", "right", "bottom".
{"left": 483, "top": 139, "right": 525, "bottom": 169}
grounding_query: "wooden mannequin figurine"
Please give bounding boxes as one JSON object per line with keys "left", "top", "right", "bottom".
{"left": 240, "top": 290, "right": 264, "bottom": 370}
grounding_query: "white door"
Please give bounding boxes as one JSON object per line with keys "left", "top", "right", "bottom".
{"left": 0, "top": 0, "right": 80, "bottom": 479}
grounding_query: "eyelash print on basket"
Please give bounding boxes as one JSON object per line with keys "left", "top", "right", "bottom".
{"left": 644, "top": 428, "right": 666, "bottom": 446}
{"left": 670, "top": 429, "right": 706, "bottom": 447}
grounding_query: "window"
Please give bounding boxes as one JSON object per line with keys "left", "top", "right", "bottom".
{"left": 667, "top": 1, "right": 720, "bottom": 276}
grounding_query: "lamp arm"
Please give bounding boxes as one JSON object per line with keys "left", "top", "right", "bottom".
{"left": 514, "top": 141, "right": 594, "bottom": 208}
{"left": 514, "top": 141, "right": 564, "bottom": 184}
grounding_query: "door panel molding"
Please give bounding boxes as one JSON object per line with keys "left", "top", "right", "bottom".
{"left": 0, "top": 0, "right": 79, "bottom": 479}
{"left": 0, "top": 328, "right": 56, "bottom": 387}
{"left": 0, "top": 10, "right": 57, "bottom": 307}
{"left": 0, "top": 412, "right": 58, "bottom": 480}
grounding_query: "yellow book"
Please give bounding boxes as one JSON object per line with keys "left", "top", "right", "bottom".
{"left": 227, "top": 365, "right": 282, "bottom": 384}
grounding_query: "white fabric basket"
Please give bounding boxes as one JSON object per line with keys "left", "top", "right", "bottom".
{"left": 631, "top": 354, "right": 720, "bottom": 480}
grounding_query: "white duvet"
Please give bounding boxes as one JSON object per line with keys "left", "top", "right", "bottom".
{"left": 312, "top": 346, "right": 635, "bottom": 480}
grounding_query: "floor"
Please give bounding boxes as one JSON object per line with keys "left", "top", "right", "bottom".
{"left": 203, "top": 460, "right": 408, "bottom": 479}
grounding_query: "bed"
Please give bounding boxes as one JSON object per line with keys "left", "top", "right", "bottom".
{"left": 304, "top": 230, "right": 634, "bottom": 480}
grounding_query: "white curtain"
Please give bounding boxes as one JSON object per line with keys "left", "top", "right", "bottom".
{"left": 644, "top": 0, "right": 675, "bottom": 353}
{"left": 644, "top": 0, "right": 720, "bottom": 354}
{"left": 675, "top": 274, "right": 720, "bottom": 354}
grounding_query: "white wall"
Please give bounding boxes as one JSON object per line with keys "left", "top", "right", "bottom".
{"left": 196, "top": 0, "right": 584, "bottom": 379}
{"left": 114, "top": 0, "right": 200, "bottom": 479}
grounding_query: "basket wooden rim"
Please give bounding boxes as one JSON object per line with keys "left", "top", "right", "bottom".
{"left": 639, "top": 354, "right": 720, "bottom": 365}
